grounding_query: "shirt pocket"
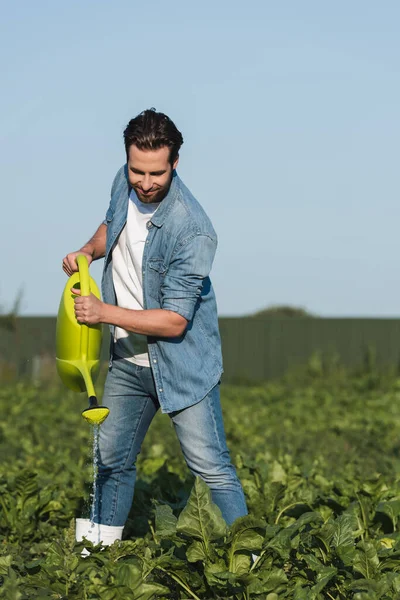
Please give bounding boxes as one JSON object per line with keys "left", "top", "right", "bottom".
{"left": 147, "top": 258, "right": 167, "bottom": 301}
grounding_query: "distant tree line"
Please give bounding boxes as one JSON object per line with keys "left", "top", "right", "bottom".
{"left": 247, "top": 305, "right": 316, "bottom": 318}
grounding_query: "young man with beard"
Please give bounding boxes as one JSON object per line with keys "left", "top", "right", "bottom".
{"left": 62, "top": 109, "right": 247, "bottom": 546}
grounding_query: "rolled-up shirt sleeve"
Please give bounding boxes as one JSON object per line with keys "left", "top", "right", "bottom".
{"left": 103, "top": 165, "right": 125, "bottom": 225}
{"left": 102, "top": 204, "right": 114, "bottom": 225}
{"left": 161, "top": 233, "right": 217, "bottom": 322}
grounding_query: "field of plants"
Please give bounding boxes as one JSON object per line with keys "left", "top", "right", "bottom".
{"left": 2, "top": 363, "right": 400, "bottom": 599}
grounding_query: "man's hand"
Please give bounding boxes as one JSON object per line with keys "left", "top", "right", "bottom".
{"left": 71, "top": 288, "right": 104, "bottom": 325}
{"left": 63, "top": 251, "right": 93, "bottom": 277}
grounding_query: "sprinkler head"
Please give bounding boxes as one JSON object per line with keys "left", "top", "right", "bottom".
{"left": 82, "top": 406, "right": 110, "bottom": 426}
{"left": 82, "top": 396, "right": 110, "bottom": 425}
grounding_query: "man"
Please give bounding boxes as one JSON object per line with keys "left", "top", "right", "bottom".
{"left": 63, "top": 109, "right": 247, "bottom": 546}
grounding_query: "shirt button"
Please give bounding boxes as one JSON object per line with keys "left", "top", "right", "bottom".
{"left": 153, "top": 359, "right": 157, "bottom": 363}
{"left": 159, "top": 388, "right": 163, "bottom": 392}
{"left": 147, "top": 221, "right": 152, "bottom": 229}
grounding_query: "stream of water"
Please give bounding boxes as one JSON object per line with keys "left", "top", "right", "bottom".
{"left": 90, "top": 424, "right": 100, "bottom": 525}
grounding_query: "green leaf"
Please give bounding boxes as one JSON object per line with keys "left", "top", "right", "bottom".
{"left": 134, "top": 582, "right": 171, "bottom": 600}
{"left": 293, "top": 584, "right": 314, "bottom": 600}
{"left": 204, "top": 561, "right": 238, "bottom": 589}
{"left": 116, "top": 562, "right": 142, "bottom": 590}
{"left": 311, "top": 566, "right": 337, "bottom": 594}
{"left": 377, "top": 499, "right": 400, "bottom": 531}
{"left": 270, "top": 460, "right": 287, "bottom": 483}
{"left": 0, "top": 555, "right": 13, "bottom": 575}
{"left": 267, "top": 528, "right": 292, "bottom": 559}
{"left": 186, "top": 540, "right": 207, "bottom": 562}
{"left": 0, "top": 567, "right": 23, "bottom": 600}
{"left": 353, "top": 541, "right": 380, "bottom": 579}
{"left": 155, "top": 504, "right": 177, "bottom": 537}
{"left": 93, "top": 584, "right": 135, "bottom": 600}
{"left": 316, "top": 521, "right": 335, "bottom": 553}
{"left": 177, "top": 477, "right": 227, "bottom": 550}
{"left": 303, "top": 553, "right": 324, "bottom": 572}
{"left": 229, "top": 515, "right": 264, "bottom": 553}
{"left": 233, "top": 529, "right": 264, "bottom": 552}
{"left": 266, "top": 513, "right": 321, "bottom": 560}
{"left": 230, "top": 552, "right": 251, "bottom": 575}
{"left": 348, "top": 578, "right": 380, "bottom": 598}
{"left": 248, "top": 568, "right": 288, "bottom": 594}
{"left": 337, "top": 543, "right": 356, "bottom": 566}
{"left": 291, "top": 511, "right": 323, "bottom": 533}
{"left": 332, "top": 513, "right": 358, "bottom": 548}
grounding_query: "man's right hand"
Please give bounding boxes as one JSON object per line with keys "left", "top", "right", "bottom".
{"left": 62, "top": 251, "right": 93, "bottom": 277}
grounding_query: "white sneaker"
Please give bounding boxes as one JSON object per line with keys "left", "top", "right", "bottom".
{"left": 76, "top": 518, "right": 124, "bottom": 555}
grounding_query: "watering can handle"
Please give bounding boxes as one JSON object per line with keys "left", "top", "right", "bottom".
{"left": 76, "top": 255, "right": 91, "bottom": 297}
{"left": 76, "top": 254, "right": 91, "bottom": 361}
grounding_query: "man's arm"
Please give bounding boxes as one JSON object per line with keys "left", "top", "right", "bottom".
{"left": 72, "top": 294, "right": 187, "bottom": 338}
{"left": 104, "top": 306, "right": 187, "bottom": 337}
{"left": 64, "top": 222, "right": 187, "bottom": 337}
{"left": 80, "top": 223, "right": 107, "bottom": 260}
{"left": 62, "top": 223, "right": 107, "bottom": 277}
{"left": 71, "top": 232, "right": 216, "bottom": 339}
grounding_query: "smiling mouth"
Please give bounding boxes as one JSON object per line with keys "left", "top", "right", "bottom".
{"left": 137, "top": 188, "right": 157, "bottom": 195}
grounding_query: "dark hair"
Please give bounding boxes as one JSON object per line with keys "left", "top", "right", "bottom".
{"left": 123, "top": 108, "right": 184, "bottom": 164}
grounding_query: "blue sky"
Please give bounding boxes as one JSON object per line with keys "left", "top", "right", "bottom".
{"left": 1, "top": 1, "right": 399, "bottom": 316}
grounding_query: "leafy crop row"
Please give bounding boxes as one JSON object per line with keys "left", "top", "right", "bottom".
{"left": 2, "top": 370, "right": 400, "bottom": 599}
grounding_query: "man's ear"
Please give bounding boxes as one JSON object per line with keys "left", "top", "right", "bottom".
{"left": 173, "top": 154, "right": 179, "bottom": 170}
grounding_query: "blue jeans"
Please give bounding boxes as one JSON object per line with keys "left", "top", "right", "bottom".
{"left": 94, "top": 356, "right": 247, "bottom": 526}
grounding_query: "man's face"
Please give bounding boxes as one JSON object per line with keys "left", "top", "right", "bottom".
{"left": 127, "top": 145, "right": 179, "bottom": 204}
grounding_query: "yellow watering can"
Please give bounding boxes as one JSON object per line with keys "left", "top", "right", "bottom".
{"left": 56, "top": 255, "right": 110, "bottom": 426}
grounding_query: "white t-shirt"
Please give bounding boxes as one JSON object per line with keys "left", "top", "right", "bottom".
{"left": 112, "top": 191, "right": 159, "bottom": 366}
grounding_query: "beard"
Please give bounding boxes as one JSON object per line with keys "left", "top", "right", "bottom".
{"left": 133, "top": 175, "right": 172, "bottom": 205}
{"left": 134, "top": 188, "right": 164, "bottom": 204}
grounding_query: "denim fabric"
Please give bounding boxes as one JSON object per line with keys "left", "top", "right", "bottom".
{"left": 94, "top": 357, "right": 248, "bottom": 526}
{"left": 101, "top": 167, "right": 223, "bottom": 412}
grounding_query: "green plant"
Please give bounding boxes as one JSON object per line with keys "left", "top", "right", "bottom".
{"left": 3, "top": 372, "right": 400, "bottom": 598}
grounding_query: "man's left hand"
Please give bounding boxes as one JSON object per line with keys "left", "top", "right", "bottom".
{"left": 71, "top": 288, "right": 104, "bottom": 325}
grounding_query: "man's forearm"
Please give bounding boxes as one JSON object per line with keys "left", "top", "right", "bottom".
{"left": 80, "top": 223, "right": 107, "bottom": 260}
{"left": 101, "top": 304, "right": 187, "bottom": 338}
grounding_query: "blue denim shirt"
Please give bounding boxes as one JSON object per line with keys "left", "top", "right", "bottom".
{"left": 101, "top": 165, "right": 223, "bottom": 413}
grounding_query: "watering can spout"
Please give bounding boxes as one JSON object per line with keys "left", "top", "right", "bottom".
{"left": 56, "top": 255, "right": 109, "bottom": 424}
{"left": 82, "top": 397, "right": 110, "bottom": 426}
